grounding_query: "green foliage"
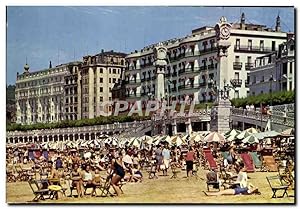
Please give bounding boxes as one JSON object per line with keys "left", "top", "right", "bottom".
{"left": 6, "top": 115, "right": 151, "bottom": 132}
{"left": 231, "top": 90, "right": 295, "bottom": 108}
{"left": 6, "top": 85, "right": 15, "bottom": 105}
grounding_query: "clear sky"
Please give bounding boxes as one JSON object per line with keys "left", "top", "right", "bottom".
{"left": 6, "top": 6, "right": 294, "bottom": 85}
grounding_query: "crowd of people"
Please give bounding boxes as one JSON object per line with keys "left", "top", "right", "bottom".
{"left": 6, "top": 135, "right": 294, "bottom": 199}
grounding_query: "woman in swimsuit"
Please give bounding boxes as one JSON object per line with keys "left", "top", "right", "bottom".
{"left": 71, "top": 163, "right": 83, "bottom": 197}
{"left": 110, "top": 152, "right": 125, "bottom": 196}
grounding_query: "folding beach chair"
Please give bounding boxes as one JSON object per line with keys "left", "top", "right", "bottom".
{"left": 249, "top": 152, "right": 262, "bottom": 169}
{"left": 240, "top": 153, "right": 255, "bottom": 173}
{"left": 28, "top": 179, "right": 50, "bottom": 202}
{"left": 99, "top": 175, "right": 114, "bottom": 197}
{"left": 203, "top": 149, "right": 218, "bottom": 170}
{"left": 266, "top": 175, "right": 289, "bottom": 198}
{"left": 263, "top": 156, "right": 278, "bottom": 172}
{"left": 206, "top": 170, "right": 220, "bottom": 191}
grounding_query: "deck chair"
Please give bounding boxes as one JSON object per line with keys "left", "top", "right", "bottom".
{"left": 28, "top": 179, "right": 50, "bottom": 201}
{"left": 99, "top": 175, "right": 114, "bottom": 197}
{"left": 221, "top": 151, "right": 230, "bottom": 160}
{"left": 240, "top": 153, "right": 255, "bottom": 173}
{"left": 206, "top": 170, "right": 220, "bottom": 191}
{"left": 203, "top": 150, "right": 218, "bottom": 170}
{"left": 266, "top": 175, "right": 289, "bottom": 198}
{"left": 249, "top": 152, "right": 262, "bottom": 169}
{"left": 263, "top": 156, "right": 278, "bottom": 172}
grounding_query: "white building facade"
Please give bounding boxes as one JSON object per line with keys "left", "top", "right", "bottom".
{"left": 124, "top": 14, "right": 289, "bottom": 106}
{"left": 249, "top": 37, "right": 295, "bottom": 95}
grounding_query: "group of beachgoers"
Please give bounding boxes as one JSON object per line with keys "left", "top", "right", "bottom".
{"left": 7, "top": 140, "right": 274, "bottom": 198}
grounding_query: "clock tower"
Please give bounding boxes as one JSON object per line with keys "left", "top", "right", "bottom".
{"left": 153, "top": 43, "right": 168, "bottom": 101}
{"left": 214, "top": 16, "right": 232, "bottom": 90}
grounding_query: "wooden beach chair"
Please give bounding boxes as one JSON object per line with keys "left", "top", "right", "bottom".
{"left": 249, "top": 152, "right": 262, "bottom": 169}
{"left": 28, "top": 179, "right": 50, "bottom": 202}
{"left": 263, "top": 156, "right": 278, "bottom": 172}
{"left": 240, "top": 153, "right": 255, "bottom": 173}
{"left": 203, "top": 149, "right": 218, "bottom": 170}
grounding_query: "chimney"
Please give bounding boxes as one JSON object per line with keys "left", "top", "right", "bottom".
{"left": 275, "top": 15, "right": 281, "bottom": 32}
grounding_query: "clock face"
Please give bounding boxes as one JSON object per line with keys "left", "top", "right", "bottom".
{"left": 220, "top": 27, "right": 230, "bottom": 39}
{"left": 157, "top": 49, "right": 166, "bottom": 60}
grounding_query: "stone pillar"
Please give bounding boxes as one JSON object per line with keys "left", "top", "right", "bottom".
{"left": 185, "top": 118, "right": 192, "bottom": 135}
{"left": 210, "top": 99, "right": 231, "bottom": 133}
{"left": 207, "top": 122, "right": 210, "bottom": 131}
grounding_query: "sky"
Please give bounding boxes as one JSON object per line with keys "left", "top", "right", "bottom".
{"left": 6, "top": 6, "right": 295, "bottom": 85}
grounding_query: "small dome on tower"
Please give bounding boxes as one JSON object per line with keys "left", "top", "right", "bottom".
{"left": 24, "top": 63, "right": 29, "bottom": 71}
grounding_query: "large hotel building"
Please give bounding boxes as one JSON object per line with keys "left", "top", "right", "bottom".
{"left": 15, "top": 13, "right": 292, "bottom": 125}
{"left": 122, "top": 13, "right": 289, "bottom": 107}
{"left": 15, "top": 51, "right": 126, "bottom": 124}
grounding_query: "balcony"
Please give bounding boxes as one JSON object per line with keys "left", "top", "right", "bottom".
{"left": 208, "top": 64, "right": 214, "bottom": 70}
{"left": 178, "top": 83, "right": 200, "bottom": 91}
{"left": 125, "top": 79, "right": 141, "bottom": 87}
{"left": 152, "top": 76, "right": 156, "bottom": 80}
{"left": 146, "top": 77, "right": 151, "bottom": 81}
{"left": 200, "top": 66, "right": 208, "bottom": 71}
{"left": 245, "top": 80, "right": 250, "bottom": 87}
{"left": 178, "top": 69, "right": 185, "bottom": 75}
{"left": 245, "top": 63, "right": 254, "bottom": 70}
{"left": 234, "top": 45, "right": 273, "bottom": 53}
{"left": 127, "top": 93, "right": 141, "bottom": 99}
{"left": 184, "top": 67, "right": 200, "bottom": 76}
{"left": 230, "top": 79, "right": 243, "bottom": 87}
{"left": 233, "top": 62, "right": 242, "bottom": 70}
{"left": 199, "top": 82, "right": 207, "bottom": 87}
{"left": 199, "top": 46, "right": 218, "bottom": 54}
{"left": 141, "top": 78, "right": 146, "bottom": 82}
{"left": 171, "top": 87, "right": 177, "bottom": 92}
{"left": 165, "top": 72, "right": 171, "bottom": 78}
{"left": 185, "top": 51, "right": 200, "bottom": 58}
{"left": 172, "top": 71, "right": 178, "bottom": 77}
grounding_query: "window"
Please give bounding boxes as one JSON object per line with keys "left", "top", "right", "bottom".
{"left": 261, "top": 76, "right": 264, "bottom": 82}
{"left": 66, "top": 98, "right": 69, "bottom": 104}
{"left": 113, "top": 78, "right": 116, "bottom": 83}
{"left": 261, "top": 90, "right": 264, "bottom": 94}
{"left": 109, "top": 68, "right": 111, "bottom": 74}
{"left": 234, "top": 90, "right": 239, "bottom": 99}
{"left": 100, "top": 87, "right": 103, "bottom": 92}
{"left": 109, "top": 87, "right": 111, "bottom": 92}
{"left": 100, "top": 97, "right": 103, "bottom": 102}
{"left": 109, "top": 97, "right": 112, "bottom": 101}
{"left": 100, "top": 68, "right": 103, "bottom": 73}
{"left": 247, "top": 56, "right": 252, "bottom": 64}
{"left": 272, "top": 41, "right": 276, "bottom": 51}
{"left": 289, "top": 81, "right": 293, "bottom": 90}
{"left": 290, "top": 62, "right": 293, "bottom": 74}
{"left": 74, "top": 97, "right": 77, "bottom": 103}
{"left": 235, "top": 56, "right": 240, "bottom": 62}
{"left": 234, "top": 72, "right": 239, "bottom": 79}
{"left": 113, "top": 69, "right": 116, "bottom": 74}
{"left": 236, "top": 39, "right": 240, "bottom": 49}
{"left": 109, "top": 78, "right": 111, "bottom": 83}
{"left": 248, "top": 40, "right": 252, "bottom": 50}
{"left": 260, "top": 40, "right": 264, "bottom": 50}
{"left": 65, "top": 108, "right": 69, "bottom": 113}
{"left": 100, "top": 78, "right": 103, "bottom": 83}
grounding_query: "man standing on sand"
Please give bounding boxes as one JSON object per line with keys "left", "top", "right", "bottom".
{"left": 162, "top": 144, "right": 171, "bottom": 176}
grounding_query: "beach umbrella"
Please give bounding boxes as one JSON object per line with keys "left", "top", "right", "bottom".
{"left": 98, "top": 134, "right": 109, "bottom": 139}
{"left": 224, "top": 129, "right": 240, "bottom": 137}
{"left": 171, "top": 136, "right": 185, "bottom": 146}
{"left": 204, "top": 132, "right": 225, "bottom": 143}
{"left": 140, "top": 135, "right": 154, "bottom": 145}
{"left": 190, "top": 133, "right": 203, "bottom": 142}
{"left": 242, "top": 135, "right": 259, "bottom": 144}
{"left": 128, "top": 137, "right": 141, "bottom": 147}
{"left": 236, "top": 130, "right": 251, "bottom": 140}
{"left": 253, "top": 131, "right": 280, "bottom": 140}
{"left": 158, "top": 135, "right": 171, "bottom": 144}
{"left": 280, "top": 128, "right": 294, "bottom": 137}
{"left": 245, "top": 127, "right": 259, "bottom": 134}
{"left": 225, "top": 134, "right": 237, "bottom": 142}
